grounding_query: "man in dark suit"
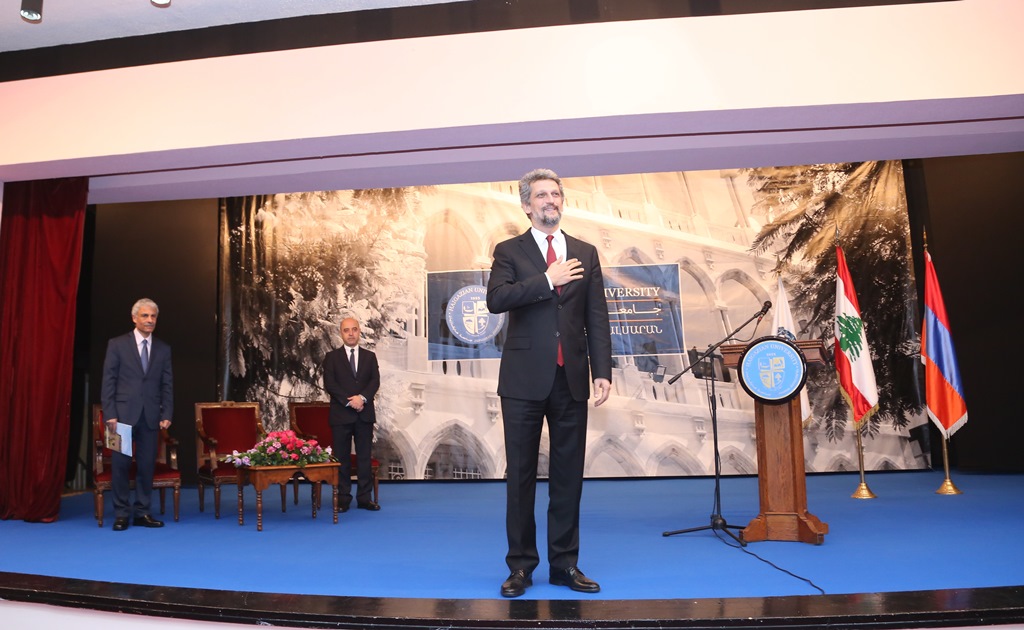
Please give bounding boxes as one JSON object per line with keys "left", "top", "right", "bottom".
{"left": 487, "top": 168, "right": 612, "bottom": 597}
{"left": 101, "top": 298, "right": 174, "bottom": 531}
{"left": 323, "top": 316, "right": 381, "bottom": 512}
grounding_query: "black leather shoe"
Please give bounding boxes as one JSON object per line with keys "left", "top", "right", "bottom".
{"left": 500, "top": 569, "right": 532, "bottom": 598}
{"left": 112, "top": 517, "right": 129, "bottom": 531}
{"left": 549, "top": 566, "right": 600, "bottom": 593}
{"left": 339, "top": 504, "right": 350, "bottom": 513}
{"left": 356, "top": 501, "right": 380, "bottom": 511}
{"left": 133, "top": 514, "right": 164, "bottom": 528}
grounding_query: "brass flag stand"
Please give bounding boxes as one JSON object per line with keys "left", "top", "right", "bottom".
{"left": 935, "top": 436, "right": 962, "bottom": 495}
{"left": 851, "top": 422, "right": 876, "bottom": 499}
{"left": 921, "top": 233, "right": 966, "bottom": 496}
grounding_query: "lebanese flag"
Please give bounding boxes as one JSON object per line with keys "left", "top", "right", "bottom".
{"left": 773, "top": 277, "right": 812, "bottom": 424}
{"left": 834, "top": 246, "right": 879, "bottom": 425}
{"left": 921, "top": 250, "right": 968, "bottom": 438}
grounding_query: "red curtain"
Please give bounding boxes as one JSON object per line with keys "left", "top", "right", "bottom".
{"left": 0, "top": 178, "right": 88, "bottom": 522}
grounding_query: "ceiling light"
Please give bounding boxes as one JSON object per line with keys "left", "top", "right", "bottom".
{"left": 20, "top": 0, "right": 42, "bottom": 23}
{"left": 151, "top": 0, "right": 171, "bottom": 6}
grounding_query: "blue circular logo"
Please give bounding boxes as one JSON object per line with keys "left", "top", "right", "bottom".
{"left": 445, "top": 285, "right": 505, "bottom": 345}
{"left": 737, "top": 337, "right": 808, "bottom": 404}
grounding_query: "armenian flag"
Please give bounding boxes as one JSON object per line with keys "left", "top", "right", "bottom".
{"left": 921, "top": 250, "right": 968, "bottom": 438}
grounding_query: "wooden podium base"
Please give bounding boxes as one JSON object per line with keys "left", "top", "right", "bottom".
{"left": 741, "top": 511, "right": 829, "bottom": 545}
{"left": 722, "top": 340, "right": 829, "bottom": 545}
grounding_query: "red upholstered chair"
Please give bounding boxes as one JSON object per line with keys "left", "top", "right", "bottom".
{"left": 288, "top": 401, "right": 380, "bottom": 505}
{"left": 92, "top": 404, "right": 181, "bottom": 527}
{"left": 195, "top": 401, "right": 267, "bottom": 518}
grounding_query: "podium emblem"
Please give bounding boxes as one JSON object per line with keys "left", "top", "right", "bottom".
{"left": 737, "top": 336, "right": 807, "bottom": 404}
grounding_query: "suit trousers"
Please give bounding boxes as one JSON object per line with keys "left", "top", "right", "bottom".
{"left": 333, "top": 420, "right": 374, "bottom": 507}
{"left": 501, "top": 366, "right": 588, "bottom": 573}
{"left": 112, "top": 414, "right": 159, "bottom": 518}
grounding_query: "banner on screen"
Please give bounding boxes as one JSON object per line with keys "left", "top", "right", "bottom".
{"left": 428, "top": 264, "right": 683, "bottom": 362}
{"left": 603, "top": 264, "right": 684, "bottom": 358}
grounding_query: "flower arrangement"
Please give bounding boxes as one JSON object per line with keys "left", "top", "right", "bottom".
{"left": 222, "top": 430, "right": 334, "bottom": 468}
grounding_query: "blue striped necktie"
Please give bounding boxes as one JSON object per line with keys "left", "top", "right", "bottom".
{"left": 141, "top": 339, "right": 150, "bottom": 374}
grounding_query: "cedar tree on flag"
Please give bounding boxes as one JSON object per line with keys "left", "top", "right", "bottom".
{"left": 772, "top": 277, "right": 812, "bottom": 423}
{"left": 921, "top": 250, "right": 968, "bottom": 438}
{"left": 834, "top": 246, "right": 879, "bottom": 425}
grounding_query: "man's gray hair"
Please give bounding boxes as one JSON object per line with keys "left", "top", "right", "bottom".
{"left": 131, "top": 298, "right": 159, "bottom": 317}
{"left": 518, "top": 168, "right": 564, "bottom": 205}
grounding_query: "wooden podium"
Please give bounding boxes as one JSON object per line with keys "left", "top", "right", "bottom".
{"left": 721, "top": 339, "right": 829, "bottom": 545}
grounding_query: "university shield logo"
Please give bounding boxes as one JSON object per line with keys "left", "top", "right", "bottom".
{"left": 738, "top": 337, "right": 808, "bottom": 404}
{"left": 461, "top": 300, "right": 490, "bottom": 336}
{"left": 759, "top": 356, "right": 786, "bottom": 389}
{"left": 446, "top": 285, "right": 504, "bottom": 344}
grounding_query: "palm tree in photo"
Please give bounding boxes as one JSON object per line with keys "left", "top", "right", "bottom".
{"left": 221, "top": 187, "right": 428, "bottom": 429}
{"left": 745, "top": 161, "right": 922, "bottom": 442}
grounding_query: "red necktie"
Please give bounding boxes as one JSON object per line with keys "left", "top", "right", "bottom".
{"left": 546, "top": 235, "right": 564, "bottom": 367}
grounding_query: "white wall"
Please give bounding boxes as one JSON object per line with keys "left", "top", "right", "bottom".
{"left": 0, "top": 0, "right": 1022, "bottom": 203}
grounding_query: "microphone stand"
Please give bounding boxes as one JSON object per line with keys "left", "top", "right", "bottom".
{"left": 662, "top": 305, "right": 768, "bottom": 546}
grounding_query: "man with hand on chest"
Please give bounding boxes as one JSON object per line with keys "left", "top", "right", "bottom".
{"left": 487, "top": 168, "right": 613, "bottom": 597}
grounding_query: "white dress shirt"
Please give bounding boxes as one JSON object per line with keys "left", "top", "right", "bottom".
{"left": 531, "top": 227, "right": 565, "bottom": 290}
{"left": 133, "top": 329, "right": 151, "bottom": 360}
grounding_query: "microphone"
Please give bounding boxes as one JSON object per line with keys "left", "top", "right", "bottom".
{"left": 755, "top": 300, "right": 772, "bottom": 322}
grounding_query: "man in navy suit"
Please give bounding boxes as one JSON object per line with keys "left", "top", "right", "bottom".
{"left": 323, "top": 317, "right": 381, "bottom": 512}
{"left": 487, "top": 168, "right": 612, "bottom": 597}
{"left": 101, "top": 298, "right": 174, "bottom": 531}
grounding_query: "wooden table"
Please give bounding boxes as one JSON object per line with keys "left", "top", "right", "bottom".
{"left": 235, "top": 462, "right": 340, "bottom": 531}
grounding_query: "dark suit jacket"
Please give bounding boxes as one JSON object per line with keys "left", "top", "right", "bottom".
{"left": 100, "top": 332, "right": 174, "bottom": 429}
{"left": 486, "top": 229, "right": 612, "bottom": 402}
{"left": 323, "top": 346, "right": 380, "bottom": 426}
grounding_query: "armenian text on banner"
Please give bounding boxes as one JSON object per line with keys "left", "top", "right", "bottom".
{"left": 603, "top": 264, "right": 684, "bottom": 358}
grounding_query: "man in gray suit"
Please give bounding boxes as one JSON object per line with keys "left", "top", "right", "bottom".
{"left": 101, "top": 298, "right": 174, "bottom": 531}
{"left": 323, "top": 317, "right": 381, "bottom": 512}
{"left": 487, "top": 168, "right": 612, "bottom": 597}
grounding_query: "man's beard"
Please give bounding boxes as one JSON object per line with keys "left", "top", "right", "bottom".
{"left": 538, "top": 207, "right": 561, "bottom": 227}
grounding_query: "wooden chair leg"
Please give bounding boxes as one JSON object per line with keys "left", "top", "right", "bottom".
{"left": 173, "top": 485, "right": 181, "bottom": 522}
{"left": 95, "top": 489, "right": 104, "bottom": 527}
{"left": 214, "top": 483, "right": 221, "bottom": 519}
{"left": 198, "top": 483, "right": 206, "bottom": 513}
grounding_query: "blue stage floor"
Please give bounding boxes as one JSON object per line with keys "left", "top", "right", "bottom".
{"left": 2, "top": 470, "right": 1022, "bottom": 602}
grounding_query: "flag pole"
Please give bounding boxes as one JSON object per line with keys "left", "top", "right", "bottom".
{"left": 935, "top": 435, "right": 963, "bottom": 495}
{"left": 922, "top": 231, "right": 965, "bottom": 496}
{"left": 851, "top": 420, "right": 876, "bottom": 499}
{"left": 834, "top": 234, "right": 878, "bottom": 500}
